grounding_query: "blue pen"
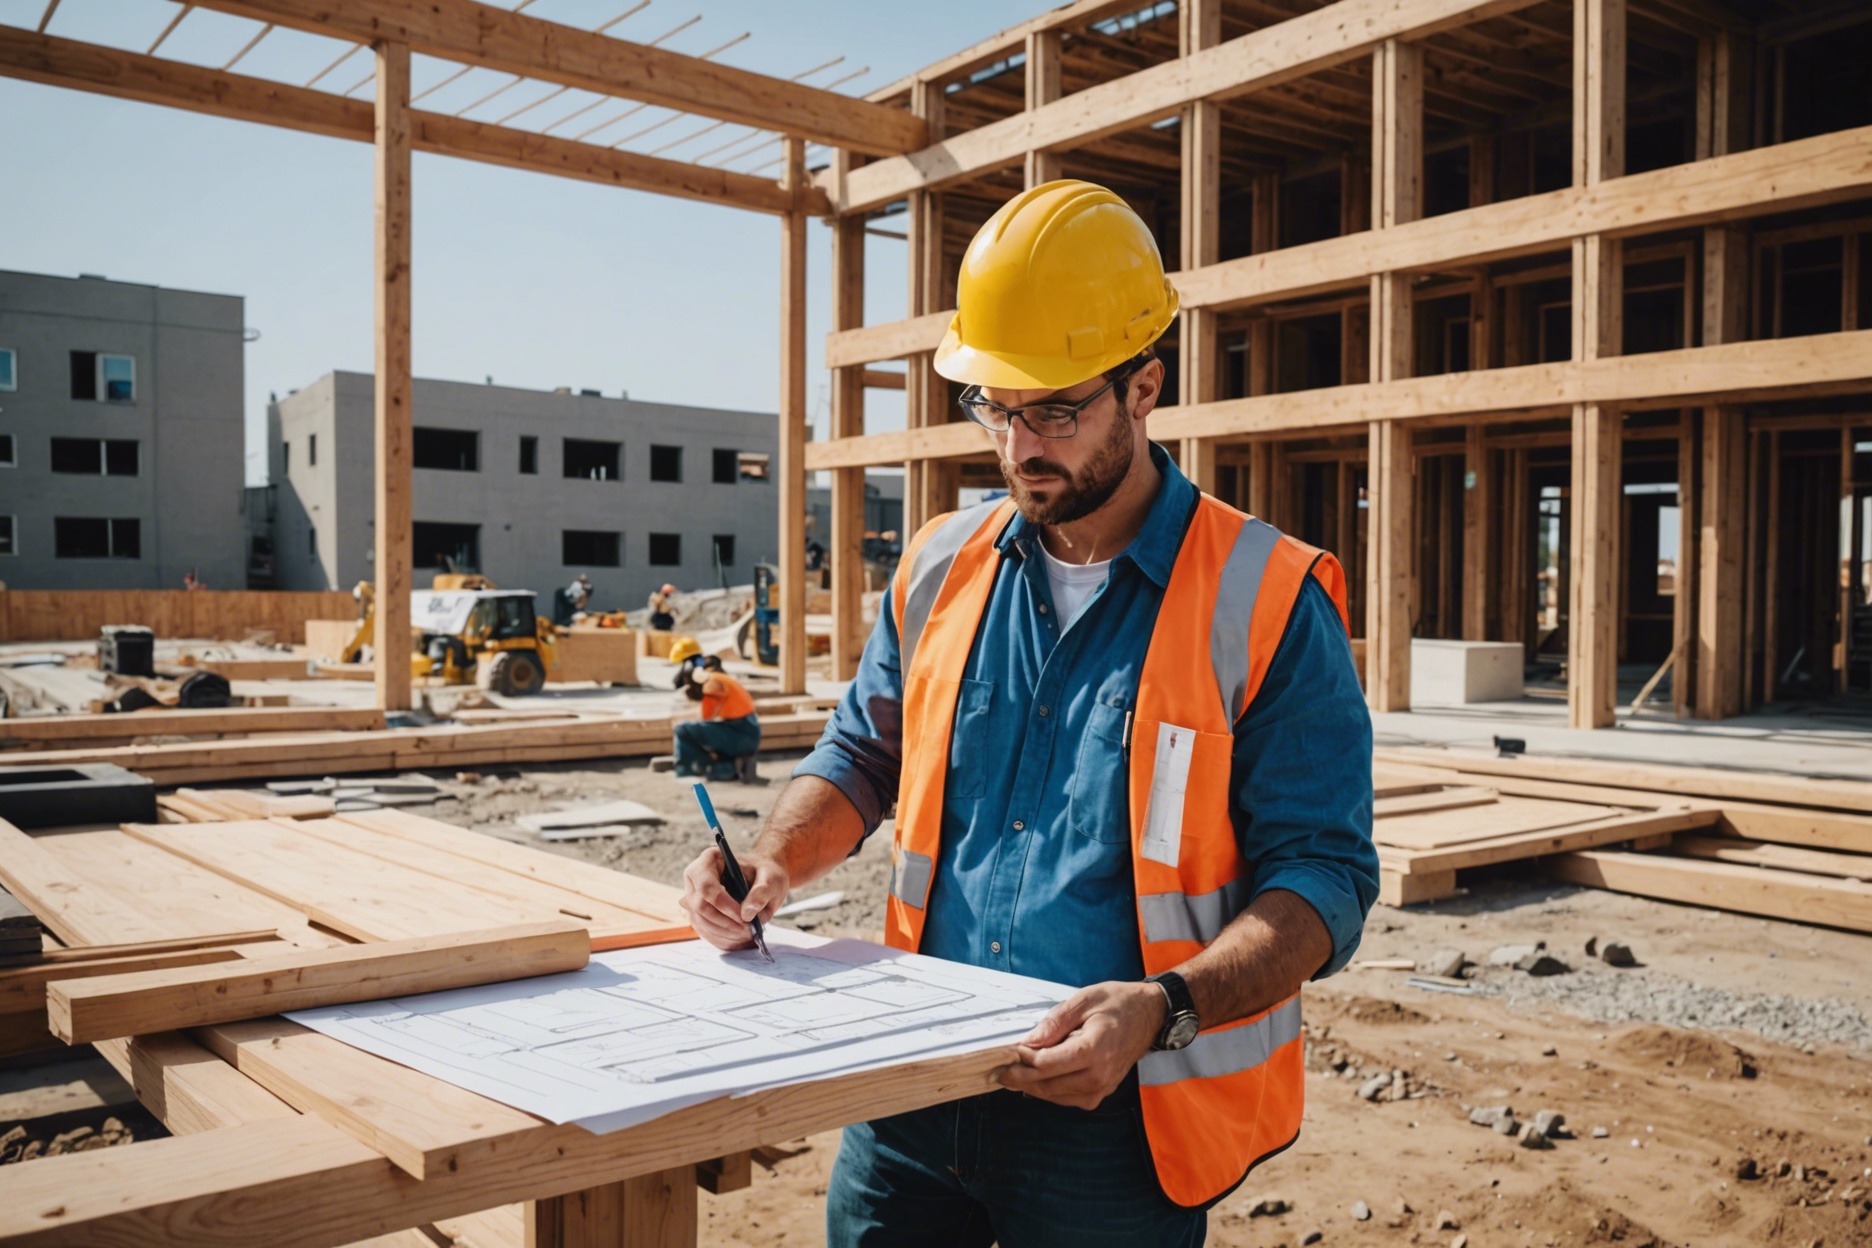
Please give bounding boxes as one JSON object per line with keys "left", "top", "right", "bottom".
{"left": 692, "top": 782, "right": 774, "bottom": 962}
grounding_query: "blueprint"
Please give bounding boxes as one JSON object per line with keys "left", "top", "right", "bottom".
{"left": 287, "top": 930, "right": 1070, "bottom": 1133}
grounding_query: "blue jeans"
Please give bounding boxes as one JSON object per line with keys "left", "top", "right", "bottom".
{"left": 826, "top": 1080, "right": 1205, "bottom": 1248}
{"left": 672, "top": 714, "right": 760, "bottom": 778}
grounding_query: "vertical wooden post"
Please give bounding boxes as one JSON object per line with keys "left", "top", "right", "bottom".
{"left": 1567, "top": 0, "right": 1625, "bottom": 729}
{"left": 527, "top": 1166, "right": 698, "bottom": 1248}
{"left": 1024, "top": 32, "right": 1063, "bottom": 187}
{"left": 829, "top": 157, "right": 867, "bottom": 683}
{"left": 904, "top": 80, "right": 948, "bottom": 538}
{"left": 1674, "top": 423, "right": 1697, "bottom": 717}
{"left": 372, "top": 41, "right": 412, "bottom": 714}
{"left": 1176, "top": 0, "right": 1222, "bottom": 492}
{"left": 1462, "top": 424, "right": 1492, "bottom": 640}
{"left": 778, "top": 137, "right": 810, "bottom": 696}
{"left": 1366, "top": 37, "right": 1421, "bottom": 713}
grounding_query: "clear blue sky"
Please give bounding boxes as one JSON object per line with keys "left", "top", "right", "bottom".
{"left": 2, "top": 0, "right": 1048, "bottom": 484}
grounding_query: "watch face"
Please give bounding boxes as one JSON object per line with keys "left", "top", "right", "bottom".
{"left": 1164, "top": 1013, "right": 1201, "bottom": 1050}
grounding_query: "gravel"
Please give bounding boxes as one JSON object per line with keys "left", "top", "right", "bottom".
{"left": 1466, "top": 964, "right": 1872, "bottom": 1051}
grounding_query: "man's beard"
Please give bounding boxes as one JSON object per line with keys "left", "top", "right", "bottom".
{"left": 1000, "top": 400, "right": 1135, "bottom": 527}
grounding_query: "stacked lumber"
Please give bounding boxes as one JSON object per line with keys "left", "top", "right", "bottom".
{"left": 0, "top": 706, "right": 387, "bottom": 752}
{"left": 0, "top": 886, "right": 43, "bottom": 966}
{"left": 1375, "top": 747, "right": 1872, "bottom": 932}
{"left": 158, "top": 789, "right": 337, "bottom": 822}
{"left": 0, "top": 709, "right": 831, "bottom": 786}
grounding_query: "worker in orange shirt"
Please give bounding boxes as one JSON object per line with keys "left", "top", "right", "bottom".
{"left": 673, "top": 652, "right": 761, "bottom": 781}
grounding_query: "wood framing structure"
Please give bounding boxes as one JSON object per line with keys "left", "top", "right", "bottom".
{"left": 810, "top": 0, "right": 1872, "bottom": 727}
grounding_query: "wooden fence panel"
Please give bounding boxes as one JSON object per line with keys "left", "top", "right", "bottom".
{"left": 0, "top": 592, "right": 355, "bottom": 645}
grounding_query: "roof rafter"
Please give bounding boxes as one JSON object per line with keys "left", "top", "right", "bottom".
{"left": 185, "top": 0, "right": 923, "bottom": 156}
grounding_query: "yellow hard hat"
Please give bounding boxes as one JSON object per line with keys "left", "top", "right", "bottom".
{"left": 667, "top": 637, "right": 701, "bottom": 664}
{"left": 934, "top": 180, "right": 1179, "bottom": 392}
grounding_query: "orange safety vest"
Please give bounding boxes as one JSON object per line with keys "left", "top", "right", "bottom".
{"left": 885, "top": 491, "right": 1349, "bottom": 1208}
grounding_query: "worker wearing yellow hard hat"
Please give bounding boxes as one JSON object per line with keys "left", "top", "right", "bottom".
{"left": 678, "top": 180, "right": 1376, "bottom": 1245}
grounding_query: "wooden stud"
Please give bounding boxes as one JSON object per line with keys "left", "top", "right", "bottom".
{"left": 1177, "top": 0, "right": 1222, "bottom": 491}
{"left": 1023, "top": 31, "right": 1063, "bottom": 187}
{"left": 372, "top": 40, "right": 413, "bottom": 714}
{"left": 904, "top": 79, "right": 950, "bottom": 539}
{"left": 1462, "top": 424, "right": 1492, "bottom": 639}
{"left": 778, "top": 136, "right": 810, "bottom": 696}
{"left": 1673, "top": 421, "right": 1697, "bottom": 717}
{"left": 1569, "top": 402, "right": 1621, "bottom": 729}
{"left": 1367, "top": 420, "right": 1414, "bottom": 711}
{"left": 48, "top": 921, "right": 589, "bottom": 1045}
{"left": 829, "top": 182, "right": 868, "bottom": 684}
{"left": 527, "top": 1168, "right": 697, "bottom": 1248}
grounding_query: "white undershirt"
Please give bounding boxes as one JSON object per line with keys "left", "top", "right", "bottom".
{"left": 1040, "top": 544, "right": 1112, "bottom": 631}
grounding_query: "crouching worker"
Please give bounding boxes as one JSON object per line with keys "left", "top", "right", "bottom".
{"left": 673, "top": 654, "right": 761, "bottom": 781}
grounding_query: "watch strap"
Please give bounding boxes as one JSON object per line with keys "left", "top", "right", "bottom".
{"left": 1148, "top": 970, "right": 1196, "bottom": 1021}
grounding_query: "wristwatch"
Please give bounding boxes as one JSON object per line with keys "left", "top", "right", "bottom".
{"left": 1147, "top": 971, "right": 1200, "bottom": 1051}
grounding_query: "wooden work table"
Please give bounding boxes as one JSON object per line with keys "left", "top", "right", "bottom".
{"left": 0, "top": 804, "right": 1006, "bottom": 1247}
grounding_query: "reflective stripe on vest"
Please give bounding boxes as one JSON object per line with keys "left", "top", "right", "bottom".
{"left": 886, "top": 489, "right": 1349, "bottom": 1207}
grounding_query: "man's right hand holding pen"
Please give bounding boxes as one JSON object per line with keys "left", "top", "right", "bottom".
{"left": 681, "top": 839, "right": 790, "bottom": 951}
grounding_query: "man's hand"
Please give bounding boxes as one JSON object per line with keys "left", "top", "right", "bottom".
{"left": 679, "top": 845, "right": 789, "bottom": 951}
{"left": 997, "top": 981, "right": 1165, "bottom": 1110}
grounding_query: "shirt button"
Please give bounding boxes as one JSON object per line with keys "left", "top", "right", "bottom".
{"left": 1012, "top": 820, "right": 1024, "bottom": 830}
{"left": 991, "top": 941, "right": 1002, "bottom": 954}
{"left": 1038, "top": 603, "right": 1049, "bottom": 614}
{"left": 1038, "top": 705, "right": 1049, "bottom": 717}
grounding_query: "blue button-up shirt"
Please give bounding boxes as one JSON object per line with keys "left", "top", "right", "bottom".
{"left": 796, "top": 444, "right": 1378, "bottom": 990}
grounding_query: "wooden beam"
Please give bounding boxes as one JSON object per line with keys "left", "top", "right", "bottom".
{"left": 372, "top": 40, "right": 413, "bottom": 715}
{"left": 1178, "top": 0, "right": 1223, "bottom": 490}
{"left": 1549, "top": 848, "right": 1872, "bottom": 934}
{"left": 829, "top": 184, "right": 868, "bottom": 684}
{"left": 1567, "top": 0, "right": 1625, "bottom": 731}
{"left": 527, "top": 1168, "right": 696, "bottom": 1248}
{"left": 778, "top": 136, "right": 810, "bottom": 697}
{"left": 823, "top": 122, "right": 1872, "bottom": 368}
{"left": 809, "top": 331, "right": 1872, "bottom": 469}
{"left": 903, "top": 79, "right": 953, "bottom": 539}
{"left": 0, "top": 28, "right": 825, "bottom": 217}
{"left": 1023, "top": 30, "right": 1064, "bottom": 187}
{"left": 48, "top": 921, "right": 589, "bottom": 1045}
{"left": 835, "top": 0, "right": 1543, "bottom": 212}
{"left": 190, "top": 0, "right": 923, "bottom": 157}
{"left": 1462, "top": 423, "right": 1492, "bottom": 639}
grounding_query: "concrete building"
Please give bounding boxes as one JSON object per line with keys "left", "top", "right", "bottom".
{"left": 269, "top": 372, "right": 780, "bottom": 611}
{"left": 0, "top": 269, "right": 246, "bottom": 589}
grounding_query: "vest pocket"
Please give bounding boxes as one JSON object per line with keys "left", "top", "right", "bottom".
{"left": 946, "top": 678, "right": 996, "bottom": 799}
{"left": 1068, "top": 702, "right": 1132, "bottom": 843}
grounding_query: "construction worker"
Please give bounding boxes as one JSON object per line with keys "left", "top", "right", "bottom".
{"left": 648, "top": 582, "right": 678, "bottom": 632}
{"left": 678, "top": 180, "right": 1376, "bottom": 1245}
{"left": 671, "top": 651, "right": 760, "bottom": 780}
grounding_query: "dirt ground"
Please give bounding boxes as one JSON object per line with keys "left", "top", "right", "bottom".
{"left": 421, "top": 756, "right": 1872, "bottom": 1245}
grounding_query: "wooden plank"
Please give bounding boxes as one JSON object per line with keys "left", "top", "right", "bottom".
{"left": 828, "top": 185, "right": 867, "bottom": 686}
{"left": 1374, "top": 747, "right": 1872, "bottom": 814}
{"left": 1568, "top": 400, "right": 1621, "bottom": 729}
{"left": 0, "top": 819, "right": 186, "bottom": 948}
{"left": 1372, "top": 785, "right": 1498, "bottom": 818}
{"left": 1549, "top": 848, "right": 1872, "bottom": 933}
{"left": 0, "top": 946, "right": 244, "bottom": 1019}
{"left": 779, "top": 135, "right": 809, "bottom": 698}
{"left": 836, "top": 0, "right": 1541, "bottom": 212}
{"left": 1674, "top": 835, "right": 1872, "bottom": 881}
{"left": 1023, "top": 29, "right": 1064, "bottom": 187}
{"left": 1382, "top": 805, "right": 1716, "bottom": 874}
{"left": 1715, "top": 806, "right": 1872, "bottom": 856}
{"left": 375, "top": 40, "right": 414, "bottom": 715}
{"left": 190, "top": 0, "right": 923, "bottom": 156}
{"left": 1374, "top": 796, "right": 1626, "bottom": 851}
{"left": 1176, "top": 0, "right": 1222, "bottom": 490}
{"left": 0, "top": 29, "right": 823, "bottom": 219}
{"left": 49, "top": 920, "right": 589, "bottom": 1045}
{"left": 336, "top": 809, "right": 686, "bottom": 929}
{"left": 1379, "top": 868, "right": 1457, "bottom": 906}
{"left": 0, "top": 705, "right": 385, "bottom": 747}
{"left": 529, "top": 1168, "right": 697, "bottom": 1248}
{"left": 285, "top": 815, "right": 685, "bottom": 942}
{"left": 120, "top": 820, "right": 551, "bottom": 942}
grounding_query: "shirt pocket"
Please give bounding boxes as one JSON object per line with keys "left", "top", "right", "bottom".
{"left": 1067, "top": 702, "right": 1132, "bottom": 844}
{"left": 946, "top": 678, "right": 996, "bottom": 800}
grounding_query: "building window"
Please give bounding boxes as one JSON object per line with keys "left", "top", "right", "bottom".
{"left": 282, "top": 441, "right": 290, "bottom": 473}
{"left": 0, "top": 516, "right": 13, "bottom": 556}
{"left": 564, "top": 438, "right": 620, "bottom": 481}
{"left": 519, "top": 435, "right": 538, "bottom": 475}
{"left": 650, "top": 444, "right": 683, "bottom": 482}
{"left": 713, "top": 448, "right": 738, "bottom": 484}
{"left": 712, "top": 534, "right": 736, "bottom": 567}
{"left": 413, "top": 521, "right": 481, "bottom": 573}
{"left": 648, "top": 533, "right": 681, "bottom": 566}
{"left": 50, "top": 438, "right": 139, "bottom": 475}
{"left": 0, "top": 434, "right": 13, "bottom": 467}
{"left": 413, "top": 426, "right": 479, "bottom": 472}
{"left": 69, "top": 352, "right": 135, "bottom": 402}
{"left": 738, "top": 451, "right": 771, "bottom": 482}
{"left": 309, "top": 433, "right": 318, "bottom": 466}
{"left": 0, "top": 348, "right": 15, "bottom": 391}
{"left": 563, "top": 530, "right": 621, "bottom": 567}
{"left": 308, "top": 526, "right": 317, "bottom": 557}
{"left": 55, "top": 517, "right": 140, "bottom": 559}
